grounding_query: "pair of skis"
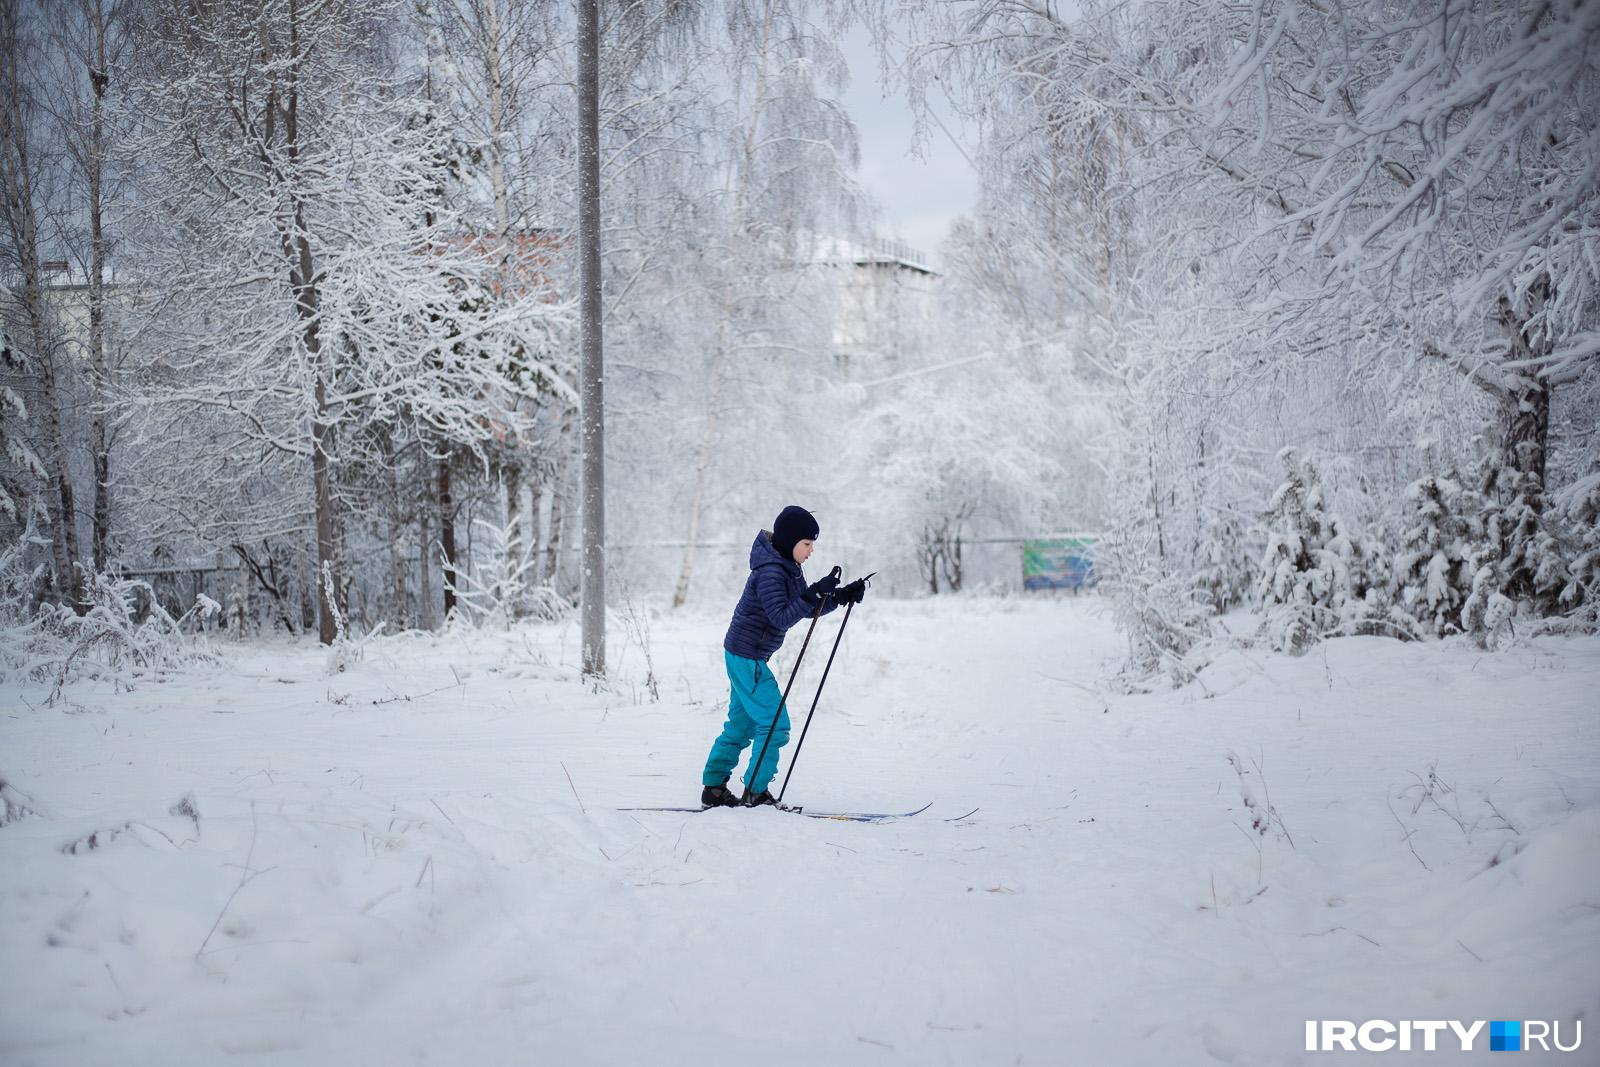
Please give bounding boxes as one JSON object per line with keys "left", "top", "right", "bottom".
{"left": 617, "top": 801, "right": 942, "bottom": 823}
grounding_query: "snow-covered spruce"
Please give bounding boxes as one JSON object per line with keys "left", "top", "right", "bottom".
{"left": 1391, "top": 472, "right": 1479, "bottom": 638}
{"left": 1558, "top": 470, "right": 1600, "bottom": 626}
{"left": 1255, "top": 448, "right": 1406, "bottom": 653}
{"left": 1460, "top": 451, "right": 1572, "bottom": 647}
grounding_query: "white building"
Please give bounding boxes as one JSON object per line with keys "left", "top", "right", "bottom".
{"left": 811, "top": 237, "right": 939, "bottom": 379}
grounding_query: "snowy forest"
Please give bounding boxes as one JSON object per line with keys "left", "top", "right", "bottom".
{"left": 1, "top": 0, "right": 1598, "bottom": 1062}
{"left": 2, "top": 0, "right": 1597, "bottom": 682}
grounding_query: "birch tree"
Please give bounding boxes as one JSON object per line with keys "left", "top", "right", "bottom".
{"left": 126, "top": 0, "right": 567, "bottom": 642}
{"left": 0, "top": 322, "right": 45, "bottom": 535}
{"left": 417, "top": 0, "right": 568, "bottom": 614}
{"left": 46, "top": 0, "right": 129, "bottom": 571}
{"left": 669, "top": 0, "right": 861, "bottom": 606}
{"left": 0, "top": 0, "right": 82, "bottom": 604}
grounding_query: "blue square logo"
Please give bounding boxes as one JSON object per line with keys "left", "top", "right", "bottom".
{"left": 1490, "top": 1021, "right": 1521, "bottom": 1052}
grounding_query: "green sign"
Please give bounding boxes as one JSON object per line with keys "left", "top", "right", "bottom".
{"left": 1024, "top": 536, "right": 1097, "bottom": 590}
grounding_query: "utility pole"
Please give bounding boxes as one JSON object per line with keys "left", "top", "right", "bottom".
{"left": 577, "top": 0, "right": 605, "bottom": 677}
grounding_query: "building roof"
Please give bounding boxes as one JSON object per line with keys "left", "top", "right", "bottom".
{"left": 807, "top": 236, "right": 937, "bottom": 276}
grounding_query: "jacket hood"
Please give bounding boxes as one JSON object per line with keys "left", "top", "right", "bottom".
{"left": 749, "top": 530, "right": 800, "bottom": 574}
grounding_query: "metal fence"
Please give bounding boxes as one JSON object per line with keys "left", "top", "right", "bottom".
{"left": 110, "top": 531, "right": 1102, "bottom": 633}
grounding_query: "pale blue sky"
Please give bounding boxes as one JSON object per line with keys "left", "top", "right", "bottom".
{"left": 837, "top": 25, "right": 978, "bottom": 269}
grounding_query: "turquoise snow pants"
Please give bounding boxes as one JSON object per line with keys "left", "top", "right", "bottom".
{"left": 703, "top": 650, "right": 792, "bottom": 793}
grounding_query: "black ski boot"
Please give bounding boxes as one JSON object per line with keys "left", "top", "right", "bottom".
{"left": 701, "top": 783, "right": 740, "bottom": 808}
{"left": 741, "top": 789, "right": 777, "bottom": 807}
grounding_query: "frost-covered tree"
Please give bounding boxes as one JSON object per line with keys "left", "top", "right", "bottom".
{"left": 1459, "top": 448, "right": 1570, "bottom": 643}
{"left": 1557, "top": 466, "right": 1600, "bottom": 625}
{"left": 1256, "top": 448, "right": 1395, "bottom": 653}
{"left": 1100, "top": 428, "right": 1216, "bottom": 687}
{"left": 427, "top": 0, "right": 565, "bottom": 611}
{"left": 884, "top": 0, "right": 1597, "bottom": 667}
{"left": 857, "top": 342, "right": 1064, "bottom": 594}
{"left": 917, "top": 0, "right": 1600, "bottom": 489}
{"left": 0, "top": 325, "right": 45, "bottom": 533}
{"left": 665, "top": 0, "right": 862, "bottom": 607}
{"left": 1459, "top": 567, "right": 1515, "bottom": 649}
{"left": 122, "top": 0, "right": 565, "bottom": 643}
{"left": 1192, "top": 510, "right": 1255, "bottom": 616}
{"left": 1200, "top": 0, "right": 1600, "bottom": 498}
{"left": 0, "top": 0, "right": 82, "bottom": 603}
{"left": 1392, "top": 473, "right": 1478, "bottom": 637}
{"left": 44, "top": 0, "right": 130, "bottom": 571}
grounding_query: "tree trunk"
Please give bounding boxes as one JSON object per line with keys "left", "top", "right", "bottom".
{"left": 1148, "top": 445, "right": 1166, "bottom": 562}
{"left": 237, "top": 550, "right": 253, "bottom": 635}
{"left": 416, "top": 506, "right": 435, "bottom": 629}
{"left": 1504, "top": 384, "right": 1551, "bottom": 490}
{"left": 299, "top": 550, "right": 317, "bottom": 632}
{"left": 918, "top": 527, "right": 942, "bottom": 595}
{"left": 577, "top": 0, "right": 605, "bottom": 676}
{"left": 481, "top": 0, "right": 511, "bottom": 242}
{"left": 85, "top": 0, "right": 113, "bottom": 571}
{"left": 383, "top": 433, "right": 408, "bottom": 628}
{"left": 211, "top": 550, "right": 227, "bottom": 633}
{"left": 29, "top": 312, "right": 79, "bottom": 604}
{"left": 0, "top": 11, "right": 83, "bottom": 604}
{"left": 673, "top": 311, "right": 730, "bottom": 608}
{"left": 943, "top": 531, "right": 963, "bottom": 592}
{"left": 528, "top": 472, "right": 545, "bottom": 581}
{"left": 1497, "top": 285, "right": 1554, "bottom": 497}
{"left": 295, "top": 223, "right": 339, "bottom": 645}
{"left": 672, "top": 380, "right": 720, "bottom": 608}
{"left": 503, "top": 459, "right": 524, "bottom": 617}
{"left": 438, "top": 453, "right": 457, "bottom": 618}
{"left": 270, "top": 1, "right": 339, "bottom": 645}
{"left": 235, "top": 542, "right": 293, "bottom": 633}
{"left": 672, "top": 6, "right": 776, "bottom": 609}
{"left": 544, "top": 474, "right": 565, "bottom": 586}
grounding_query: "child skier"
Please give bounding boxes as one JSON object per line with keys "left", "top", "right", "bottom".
{"left": 702, "top": 505, "right": 866, "bottom": 807}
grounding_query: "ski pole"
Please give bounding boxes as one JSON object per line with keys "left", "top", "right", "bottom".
{"left": 745, "top": 566, "right": 837, "bottom": 803}
{"left": 777, "top": 572, "right": 873, "bottom": 805}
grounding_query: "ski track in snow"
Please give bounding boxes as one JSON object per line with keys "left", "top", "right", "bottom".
{"left": 1, "top": 597, "right": 1597, "bottom": 1065}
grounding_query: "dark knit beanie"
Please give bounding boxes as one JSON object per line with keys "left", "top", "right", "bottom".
{"left": 771, "top": 505, "right": 820, "bottom": 560}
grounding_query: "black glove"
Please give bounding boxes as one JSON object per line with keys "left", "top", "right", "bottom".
{"left": 834, "top": 578, "right": 867, "bottom": 605}
{"left": 807, "top": 571, "right": 840, "bottom": 602}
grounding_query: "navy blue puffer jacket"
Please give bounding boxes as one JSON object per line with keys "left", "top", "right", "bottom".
{"left": 723, "top": 531, "right": 837, "bottom": 660}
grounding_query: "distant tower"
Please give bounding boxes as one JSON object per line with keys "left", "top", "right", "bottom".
{"left": 818, "top": 237, "right": 938, "bottom": 379}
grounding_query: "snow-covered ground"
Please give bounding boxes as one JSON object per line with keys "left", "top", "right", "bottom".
{"left": 2, "top": 596, "right": 1596, "bottom": 1065}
